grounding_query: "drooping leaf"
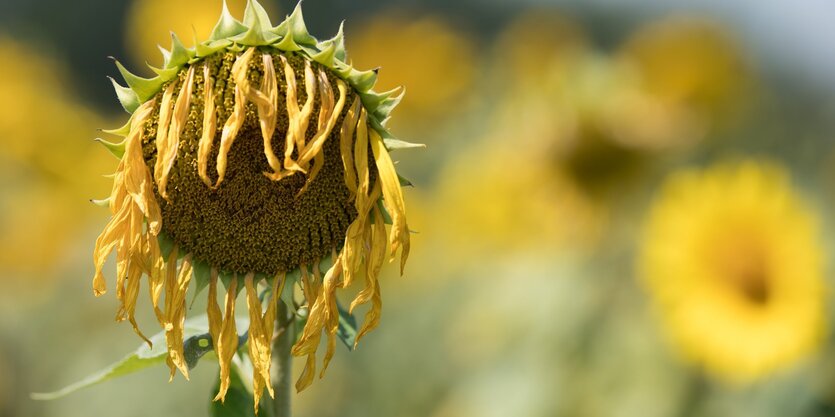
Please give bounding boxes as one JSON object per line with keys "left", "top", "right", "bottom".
{"left": 31, "top": 316, "right": 214, "bottom": 401}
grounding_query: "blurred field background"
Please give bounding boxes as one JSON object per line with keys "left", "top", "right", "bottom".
{"left": 2, "top": 0, "right": 835, "bottom": 416}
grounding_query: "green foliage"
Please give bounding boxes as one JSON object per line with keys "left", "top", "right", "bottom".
{"left": 31, "top": 315, "right": 218, "bottom": 400}
{"left": 209, "top": 369, "right": 271, "bottom": 417}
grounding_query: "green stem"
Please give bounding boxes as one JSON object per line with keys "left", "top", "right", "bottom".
{"left": 272, "top": 301, "right": 294, "bottom": 417}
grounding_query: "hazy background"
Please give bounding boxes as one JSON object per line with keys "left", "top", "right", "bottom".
{"left": 1, "top": 0, "right": 835, "bottom": 416}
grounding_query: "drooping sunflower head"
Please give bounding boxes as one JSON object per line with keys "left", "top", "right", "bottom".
{"left": 639, "top": 160, "right": 827, "bottom": 383}
{"left": 93, "top": 0, "right": 417, "bottom": 409}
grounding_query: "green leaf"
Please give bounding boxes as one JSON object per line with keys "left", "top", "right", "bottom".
{"left": 210, "top": 367, "right": 270, "bottom": 417}
{"left": 336, "top": 301, "right": 358, "bottom": 351}
{"left": 31, "top": 316, "right": 213, "bottom": 401}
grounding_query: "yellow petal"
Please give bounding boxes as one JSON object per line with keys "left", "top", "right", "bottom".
{"left": 158, "top": 65, "right": 195, "bottom": 199}
{"left": 369, "top": 128, "right": 410, "bottom": 274}
{"left": 213, "top": 275, "right": 240, "bottom": 402}
{"left": 198, "top": 63, "right": 218, "bottom": 187}
{"left": 214, "top": 47, "right": 255, "bottom": 188}
{"left": 164, "top": 254, "right": 193, "bottom": 380}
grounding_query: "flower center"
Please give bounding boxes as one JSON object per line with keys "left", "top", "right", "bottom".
{"left": 714, "top": 240, "right": 770, "bottom": 305}
{"left": 141, "top": 52, "right": 366, "bottom": 275}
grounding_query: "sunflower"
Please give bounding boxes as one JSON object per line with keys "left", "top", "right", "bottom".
{"left": 639, "top": 160, "right": 827, "bottom": 382}
{"left": 93, "top": 0, "right": 415, "bottom": 409}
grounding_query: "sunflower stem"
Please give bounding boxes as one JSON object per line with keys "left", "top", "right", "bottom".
{"left": 272, "top": 301, "right": 294, "bottom": 417}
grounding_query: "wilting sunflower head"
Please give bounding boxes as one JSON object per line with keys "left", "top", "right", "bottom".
{"left": 639, "top": 160, "right": 826, "bottom": 383}
{"left": 93, "top": 0, "right": 417, "bottom": 409}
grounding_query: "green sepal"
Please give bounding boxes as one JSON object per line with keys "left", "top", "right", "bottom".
{"left": 114, "top": 60, "right": 164, "bottom": 102}
{"left": 196, "top": 39, "right": 233, "bottom": 58}
{"left": 209, "top": 364, "right": 270, "bottom": 417}
{"left": 274, "top": 31, "right": 302, "bottom": 52}
{"left": 148, "top": 63, "right": 180, "bottom": 81}
{"left": 336, "top": 300, "right": 358, "bottom": 351}
{"left": 166, "top": 32, "right": 194, "bottom": 69}
{"left": 158, "top": 45, "right": 172, "bottom": 68}
{"left": 398, "top": 173, "right": 414, "bottom": 187}
{"left": 361, "top": 87, "right": 402, "bottom": 117}
{"left": 218, "top": 270, "right": 246, "bottom": 296}
{"left": 190, "top": 258, "right": 213, "bottom": 307}
{"left": 90, "top": 197, "right": 111, "bottom": 207}
{"left": 270, "top": 2, "right": 317, "bottom": 46}
{"left": 230, "top": 26, "right": 279, "bottom": 46}
{"left": 30, "top": 315, "right": 217, "bottom": 401}
{"left": 100, "top": 117, "right": 133, "bottom": 137}
{"left": 310, "top": 41, "right": 337, "bottom": 68}
{"left": 321, "top": 21, "right": 347, "bottom": 62}
{"left": 232, "top": 0, "right": 279, "bottom": 46}
{"left": 109, "top": 77, "right": 140, "bottom": 113}
{"left": 210, "top": 0, "right": 248, "bottom": 41}
{"left": 377, "top": 199, "right": 393, "bottom": 225}
{"left": 94, "top": 137, "right": 126, "bottom": 159}
{"left": 333, "top": 61, "right": 353, "bottom": 78}
{"left": 373, "top": 88, "right": 405, "bottom": 121}
{"left": 369, "top": 119, "right": 426, "bottom": 151}
{"left": 347, "top": 67, "right": 378, "bottom": 93}
{"left": 243, "top": 0, "right": 272, "bottom": 30}
{"left": 279, "top": 268, "right": 299, "bottom": 314}
{"left": 157, "top": 232, "right": 176, "bottom": 260}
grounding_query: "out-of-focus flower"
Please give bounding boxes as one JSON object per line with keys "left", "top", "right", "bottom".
{"left": 491, "top": 10, "right": 588, "bottom": 90}
{"left": 619, "top": 16, "right": 754, "bottom": 131}
{"left": 348, "top": 11, "right": 476, "bottom": 130}
{"left": 0, "top": 36, "right": 112, "bottom": 278}
{"left": 639, "top": 160, "right": 826, "bottom": 383}
{"left": 489, "top": 12, "right": 756, "bottom": 201}
{"left": 95, "top": 1, "right": 415, "bottom": 410}
{"left": 432, "top": 138, "right": 605, "bottom": 255}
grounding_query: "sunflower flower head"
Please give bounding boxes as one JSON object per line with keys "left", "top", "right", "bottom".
{"left": 639, "top": 160, "right": 827, "bottom": 383}
{"left": 93, "top": 0, "right": 416, "bottom": 409}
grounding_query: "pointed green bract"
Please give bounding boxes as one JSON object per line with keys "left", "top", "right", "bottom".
{"left": 310, "top": 41, "right": 337, "bottom": 67}
{"left": 167, "top": 32, "right": 194, "bottom": 69}
{"left": 271, "top": 2, "right": 317, "bottom": 46}
{"left": 95, "top": 137, "right": 126, "bottom": 159}
{"left": 109, "top": 77, "right": 140, "bottom": 113}
{"left": 110, "top": 0, "right": 408, "bottom": 152}
{"left": 114, "top": 60, "right": 164, "bottom": 102}
{"left": 210, "top": 0, "right": 247, "bottom": 41}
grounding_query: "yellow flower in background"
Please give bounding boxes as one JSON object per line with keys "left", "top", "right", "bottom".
{"left": 487, "top": 11, "right": 756, "bottom": 201}
{"left": 619, "top": 16, "right": 753, "bottom": 130}
{"left": 640, "top": 160, "right": 826, "bottom": 383}
{"left": 433, "top": 139, "right": 605, "bottom": 255}
{"left": 0, "top": 36, "right": 112, "bottom": 278}
{"left": 348, "top": 11, "right": 476, "bottom": 130}
{"left": 95, "top": 1, "right": 415, "bottom": 410}
{"left": 491, "top": 9, "right": 588, "bottom": 90}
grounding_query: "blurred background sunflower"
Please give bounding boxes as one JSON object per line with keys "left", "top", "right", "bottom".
{"left": 3, "top": 0, "right": 835, "bottom": 416}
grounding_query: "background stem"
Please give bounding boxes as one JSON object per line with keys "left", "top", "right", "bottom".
{"left": 272, "top": 302, "right": 294, "bottom": 417}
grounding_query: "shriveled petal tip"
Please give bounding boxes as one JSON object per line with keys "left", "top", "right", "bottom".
{"left": 213, "top": 276, "right": 239, "bottom": 402}
{"left": 369, "top": 129, "right": 410, "bottom": 271}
